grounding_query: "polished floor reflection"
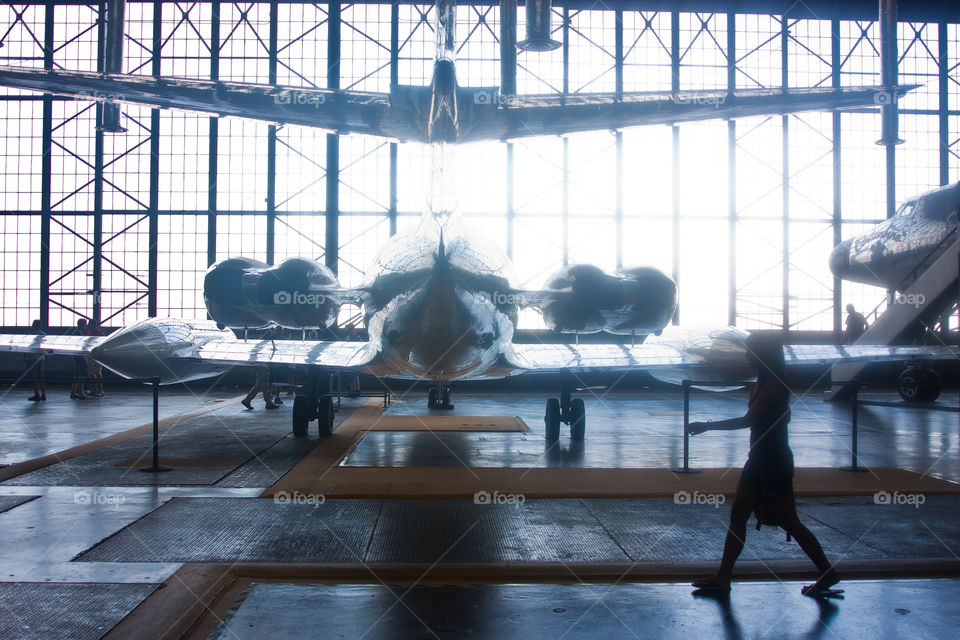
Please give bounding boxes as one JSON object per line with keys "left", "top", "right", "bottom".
{"left": 210, "top": 580, "right": 960, "bottom": 640}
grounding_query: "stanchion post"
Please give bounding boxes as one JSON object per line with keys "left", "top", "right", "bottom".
{"left": 672, "top": 379, "right": 701, "bottom": 474}
{"left": 140, "top": 377, "right": 172, "bottom": 473}
{"left": 842, "top": 384, "right": 867, "bottom": 472}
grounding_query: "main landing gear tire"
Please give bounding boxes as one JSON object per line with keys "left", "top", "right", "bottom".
{"left": 317, "top": 394, "right": 335, "bottom": 438}
{"left": 544, "top": 395, "right": 586, "bottom": 441}
{"left": 545, "top": 398, "right": 561, "bottom": 441}
{"left": 428, "top": 386, "right": 454, "bottom": 410}
{"left": 292, "top": 395, "right": 310, "bottom": 437}
{"left": 570, "top": 398, "right": 586, "bottom": 442}
{"left": 898, "top": 367, "right": 941, "bottom": 403}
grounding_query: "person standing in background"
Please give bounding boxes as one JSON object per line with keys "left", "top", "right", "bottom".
{"left": 842, "top": 304, "right": 868, "bottom": 344}
{"left": 25, "top": 319, "right": 46, "bottom": 402}
{"left": 84, "top": 319, "right": 106, "bottom": 396}
{"left": 69, "top": 318, "right": 89, "bottom": 399}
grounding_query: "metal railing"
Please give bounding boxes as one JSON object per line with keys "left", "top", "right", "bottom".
{"left": 2, "top": 375, "right": 170, "bottom": 473}
{"left": 675, "top": 378, "right": 958, "bottom": 474}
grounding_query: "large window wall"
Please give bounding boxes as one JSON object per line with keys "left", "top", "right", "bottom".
{"left": 0, "top": 2, "right": 958, "bottom": 333}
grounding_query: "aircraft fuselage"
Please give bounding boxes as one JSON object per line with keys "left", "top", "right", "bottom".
{"left": 362, "top": 214, "right": 519, "bottom": 380}
{"left": 829, "top": 182, "right": 960, "bottom": 290}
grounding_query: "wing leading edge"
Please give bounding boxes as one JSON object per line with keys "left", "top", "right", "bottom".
{"left": 0, "top": 66, "right": 913, "bottom": 144}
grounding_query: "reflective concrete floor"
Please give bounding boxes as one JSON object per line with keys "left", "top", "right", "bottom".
{"left": 0, "top": 386, "right": 957, "bottom": 638}
{"left": 210, "top": 579, "right": 960, "bottom": 640}
{"left": 0, "top": 383, "right": 237, "bottom": 465}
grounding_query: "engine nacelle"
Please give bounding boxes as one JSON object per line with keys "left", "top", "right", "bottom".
{"left": 204, "top": 257, "right": 342, "bottom": 329}
{"left": 540, "top": 264, "right": 677, "bottom": 335}
{"left": 90, "top": 317, "right": 236, "bottom": 384}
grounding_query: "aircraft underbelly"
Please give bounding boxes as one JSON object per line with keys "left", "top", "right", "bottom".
{"left": 376, "top": 281, "right": 510, "bottom": 379}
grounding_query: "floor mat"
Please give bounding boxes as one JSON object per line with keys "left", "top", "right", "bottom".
{"left": 0, "top": 582, "right": 158, "bottom": 640}
{"left": 74, "top": 496, "right": 960, "bottom": 564}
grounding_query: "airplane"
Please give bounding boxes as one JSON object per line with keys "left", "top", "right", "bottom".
{"left": 829, "top": 181, "right": 960, "bottom": 290}
{"left": 1, "top": 1, "right": 949, "bottom": 441}
{"left": 0, "top": 0, "right": 913, "bottom": 144}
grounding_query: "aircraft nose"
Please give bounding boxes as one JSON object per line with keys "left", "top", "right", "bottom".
{"left": 829, "top": 239, "right": 851, "bottom": 278}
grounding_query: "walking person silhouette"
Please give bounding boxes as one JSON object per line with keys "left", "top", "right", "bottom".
{"left": 687, "top": 333, "right": 841, "bottom": 597}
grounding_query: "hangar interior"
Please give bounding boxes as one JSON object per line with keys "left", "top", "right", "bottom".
{"left": 1, "top": 1, "right": 959, "bottom": 639}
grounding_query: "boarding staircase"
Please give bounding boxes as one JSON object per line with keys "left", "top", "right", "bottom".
{"left": 825, "top": 230, "right": 960, "bottom": 401}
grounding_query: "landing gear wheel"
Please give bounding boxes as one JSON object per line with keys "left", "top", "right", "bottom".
{"left": 441, "top": 386, "right": 454, "bottom": 410}
{"left": 545, "top": 398, "right": 561, "bottom": 441}
{"left": 918, "top": 368, "right": 942, "bottom": 403}
{"left": 428, "top": 387, "right": 439, "bottom": 409}
{"left": 317, "top": 395, "right": 335, "bottom": 438}
{"left": 292, "top": 395, "right": 309, "bottom": 437}
{"left": 897, "top": 368, "right": 924, "bottom": 402}
{"left": 570, "top": 398, "right": 586, "bottom": 442}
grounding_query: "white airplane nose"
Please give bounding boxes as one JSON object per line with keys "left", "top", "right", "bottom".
{"left": 828, "top": 239, "right": 851, "bottom": 277}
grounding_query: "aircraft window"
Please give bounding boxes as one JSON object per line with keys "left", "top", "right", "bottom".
{"left": 895, "top": 203, "right": 915, "bottom": 217}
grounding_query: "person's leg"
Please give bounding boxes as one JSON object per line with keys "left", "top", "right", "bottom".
{"left": 694, "top": 478, "right": 757, "bottom": 589}
{"left": 779, "top": 509, "right": 838, "bottom": 584}
{"left": 715, "top": 482, "right": 757, "bottom": 581}
{"left": 242, "top": 385, "right": 257, "bottom": 409}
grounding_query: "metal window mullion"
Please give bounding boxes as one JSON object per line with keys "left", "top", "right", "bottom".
{"left": 614, "top": 9, "right": 623, "bottom": 269}
{"left": 389, "top": 0, "right": 399, "bottom": 237}
{"left": 266, "top": 0, "right": 278, "bottom": 265}
{"left": 502, "top": 0, "right": 516, "bottom": 257}
{"left": 40, "top": 0, "right": 54, "bottom": 328}
{"left": 326, "top": 0, "right": 340, "bottom": 275}
{"left": 832, "top": 18, "right": 843, "bottom": 337}
{"left": 562, "top": 8, "right": 569, "bottom": 267}
{"left": 92, "top": 1, "right": 106, "bottom": 326}
{"left": 208, "top": 1, "right": 220, "bottom": 268}
{"left": 781, "top": 16, "right": 789, "bottom": 332}
{"left": 671, "top": 10, "right": 679, "bottom": 325}
{"left": 148, "top": 0, "right": 161, "bottom": 317}
{"left": 93, "top": 106, "right": 104, "bottom": 325}
{"left": 728, "top": 11, "right": 736, "bottom": 327}
{"left": 939, "top": 21, "right": 949, "bottom": 187}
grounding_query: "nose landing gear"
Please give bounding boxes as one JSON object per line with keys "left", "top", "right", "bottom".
{"left": 428, "top": 381, "right": 454, "bottom": 410}
{"left": 545, "top": 386, "right": 586, "bottom": 442}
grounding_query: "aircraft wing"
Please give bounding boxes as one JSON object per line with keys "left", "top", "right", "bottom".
{"left": 784, "top": 344, "right": 960, "bottom": 365}
{"left": 458, "top": 85, "right": 915, "bottom": 142}
{"left": 0, "top": 67, "right": 423, "bottom": 140}
{"left": 191, "top": 339, "right": 377, "bottom": 368}
{"left": 0, "top": 334, "right": 106, "bottom": 357}
{"left": 504, "top": 340, "right": 959, "bottom": 376}
{"left": 506, "top": 342, "right": 688, "bottom": 372}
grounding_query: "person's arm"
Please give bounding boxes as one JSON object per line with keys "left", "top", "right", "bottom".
{"left": 687, "top": 416, "right": 749, "bottom": 435}
{"left": 688, "top": 382, "right": 783, "bottom": 435}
